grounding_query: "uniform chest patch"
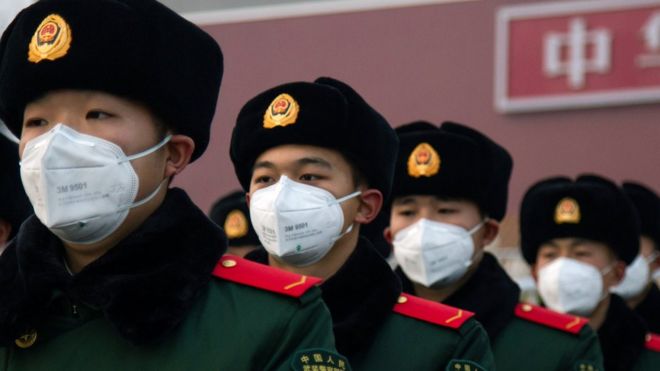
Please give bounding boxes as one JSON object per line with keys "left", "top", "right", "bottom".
{"left": 291, "top": 348, "right": 351, "bottom": 371}
{"left": 446, "top": 359, "right": 486, "bottom": 371}
{"left": 29, "top": 14, "right": 72, "bottom": 63}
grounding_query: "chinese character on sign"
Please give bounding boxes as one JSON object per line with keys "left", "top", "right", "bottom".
{"left": 543, "top": 17, "right": 611, "bottom": 90}
{"left": 637, "top": 12, "right": 660, "bottom": 68}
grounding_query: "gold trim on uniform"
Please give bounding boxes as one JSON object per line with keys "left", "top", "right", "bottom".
{"left": 445, "top": 309, "right": 464, "bottom": 324}
{"left": 224, "top": 209, "right": 249, "bottom": 239}
{"left": 554, "top": 197, "right": 581, "bottom": 224}
{"left": 284, "top": 275, "right": 308, "bottom": 290}
{"left": 28, "top": 14, "right": 72, "bottom": 63}
{"left": 15, "top": 330, "right": 37, "bottom": 348}
{"left": 407, "top": 142, "right": 440, "bottom": 178}
{"left": 263, "top": 93, "right": 299, "bottom": 129}
{"left": 221, "top": 259, "right": 237, "bottom": 268}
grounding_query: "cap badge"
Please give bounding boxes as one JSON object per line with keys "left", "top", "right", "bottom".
{"left": 407, "top": 142, "right": 440, "bottom": 178}
{"left": 28, "top": 14, "right": 72, "bottom": 63}
{"left": 555, "top": 197, "right": 581, "bottom": 224}
{"left": 224, "top": 209, "right": 249, "bottom": 239}
{"left": 263, "top": 93, "right": 299, "bottom": 129}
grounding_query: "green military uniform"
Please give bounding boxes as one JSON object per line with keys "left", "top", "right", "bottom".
{"left": 0, "top": 132, "right": 31, "bottom": 249}
{"left": 232, "top": 79, "right": 495, "bottom": 369}
{"left": 0, "top": 189, "right": 344, "bottom": 371}
{"left": 0, "top": 1, "right": 345, "bottom": 369}
{"left": 248, "top": 238, "right": 495, "bottom": 370}
{"left": 633, "top": 334, "right": 660, "bottom": 371}
{"left": 391, "top": 121, "right": 604, "bottom": 370}
{"left": 398, "top": 254, "right": 604, "bottom": 371}
{"left": 520, "top": 175, "right": 660, "bottom": 371}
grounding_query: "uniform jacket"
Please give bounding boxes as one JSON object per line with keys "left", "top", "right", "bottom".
{"left": 635, "top": 283, "right": 660, "bottom": 334}
{"left": 0, "top": 188, "right": 339, "bottom": 371}
{"left": 599, "top": 294, "right": 660, "bottom": 371}
{"left": 398, "top": 253, "right": 604, "bottom": 371}
{"left": 248, "top": 238, "right": 495, "bottom": 370}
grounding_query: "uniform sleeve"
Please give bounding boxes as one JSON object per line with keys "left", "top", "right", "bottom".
{"left": 261, "top": 288, "right": 350, "bottom": 371}
{"left": 449, "top": 319, "right": 496, "bottom": 371}
{"left": 564, "top": 326, "right": 605, "bottom": 371}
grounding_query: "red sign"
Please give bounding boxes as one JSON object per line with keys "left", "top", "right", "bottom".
{"left": 495, "top": 0, "right": 660, "bottom": 113}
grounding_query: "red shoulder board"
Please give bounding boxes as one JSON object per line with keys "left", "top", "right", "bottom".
{"left": 212, "top": 256, "right": 322, "bottom": 298}
{"left": 514, "top": 303, "right": 588, "bottom": 335}
{"left": 645, "top": 333, "right": 660, "bottom": 352}
{"left": 392, "top": 293, "right": 474, "bottom": 330}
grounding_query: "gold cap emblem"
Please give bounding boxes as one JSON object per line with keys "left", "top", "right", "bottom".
{"left": 263, "top": 93, "right": 299, "bottom": 129}
{"left": 407, "top": 142, "right": 440, "bottom": 178}
{"left": 555, "top": 197, "right": 581, "bottom": 224}
{"left": 224, "top": 209, "right": 249, "bottom": 239}
{"left": 28, "top": 14, "right": 72, "bottom": 63}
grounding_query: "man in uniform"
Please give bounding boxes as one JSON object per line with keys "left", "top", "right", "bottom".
{"left": 231, "top": 78, "right": 495, "bottom": 370}
{"left": 209, "top": 190, "right": 260, "bottom": 257}
{"left": 611, "top": 182, "right": 660, "bottom": 333}
{"left": 0, "top": 1, "right": 345, "bottom": 369}
{"left": 0, "top": 130, "right": 31, "bottom": 253}
{"left": 520, "top": 174, "right": 660, "bottom": 371}
{"left": 384, "top": 121, "right": 604, "bottom": 370}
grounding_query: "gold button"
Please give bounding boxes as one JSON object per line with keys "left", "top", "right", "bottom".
{"left": 15, "top": 330, "right": 37, "bottom": 349}
{"left": 222, "top": 259, "right": 237, "bottom": 268}
{"left": 522, "top": 304, "right": 533, "bottom": 312}
{"left": 397, "top": 295, "right": 408, "bottom": 304}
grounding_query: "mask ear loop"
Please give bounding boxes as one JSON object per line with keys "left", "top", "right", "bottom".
{"left": 122, "top": 135, "right": 172, "bottom": 163}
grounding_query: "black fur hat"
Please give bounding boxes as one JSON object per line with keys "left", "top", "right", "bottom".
{"left": 230, "top": 77, "right": 398, "bottom": 199}
{"left": 390, "top": 121, "right": 513, "bottom": 221}
{"left": 622, "top": 181, "right": 660, "bottom": 251}
{"left": 0, "top": 0, "right": 223, "bottom": 161}
{"left": 520, "top": 174, "right": 640, "bottom": 264}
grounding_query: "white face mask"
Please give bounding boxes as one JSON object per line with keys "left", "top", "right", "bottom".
{"left": 537, "top": 257, "right": 610, "bottom": 316}
{"left": 20, "top": 124, "right": 171, "bottom": 244}
{"left": 611, "top": 253, "right": 657, "bottom": 299}
{"left": 393, "top": 219, "right": 483, "bottom": 288}
{"left": 249, "top": 176, "right": 361, "bottom": 267}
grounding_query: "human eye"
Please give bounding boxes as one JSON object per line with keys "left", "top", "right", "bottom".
{"left": 86, "top": 110, "right": 114, "bottom": 120}
{"left": 299, "top": 173, "right": 322, "bottom": 182}
{"left": 23, "top": 118, "right": 49, "bottom": 128}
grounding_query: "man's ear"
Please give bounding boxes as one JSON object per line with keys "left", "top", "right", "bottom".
{"left": 164, "top": 135, "right": 195, "bottom": 178}
{"left": 530, "top": 263, "right": 539, "bottom": 282}
{"left": 383, "top": 227, "right": 393, "bottom": 245}
{"left": 0, "top": 219, "right": 12, "bottom": 247}
{"left": 611, "top": 260, "right": 627, "bottom": 286}
{"left": 245, "top": 192, "right": 251, "bottom": 207}
{"left": 354, "top": 189, "right": 383, "bottom": 225}
{"left": 480, "top": 219, "right": 500, "bottom": 247}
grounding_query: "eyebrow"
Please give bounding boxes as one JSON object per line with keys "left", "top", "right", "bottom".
{"left": 252, "top": 161, "right": 276, "bottom": 172}
{"left": 296, "top": 156, "right": 333, "bottom": 169}
{"left": 252, "top": 156, "right": 333, "bottom": 172}
{"left": 393, "top": 197, "right": 418, "bottom": 206}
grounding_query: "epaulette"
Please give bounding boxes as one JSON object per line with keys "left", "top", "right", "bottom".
{"left": 514, "top": 303, "right": 588, "bottom": 335}
{"left": 645, "top": 333, "right": 660, "bottom": 352}
{"left": 212, "top": 256, "right": 322, "bottom": 298}
{"left": 392, "top": 293, "right": 474, "bottom": 330}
